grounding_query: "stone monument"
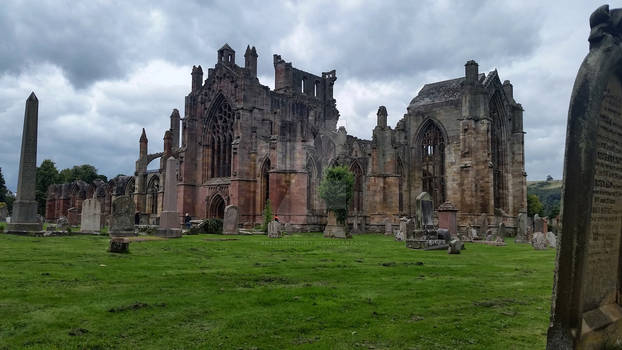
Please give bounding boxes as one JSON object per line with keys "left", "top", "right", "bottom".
{"left": 438, "top": 201, "right": 458, "bottom": 238}
{"left": 109, "top": 196, "right": 135, "bottom": 237}
{"left": 67, "top": 207, "right": 80, "bottom": 227}
{"left": 547, "top": 5, "right": 622, "bottom": 349}
{"left": 223, "top": 205, "right": 239, "bottom": 235}
{"left": 80, "top": 198, "right": 102, "bottom": 233}
{"left": 268, "top": 220, "right": 282, "bottom": 238}
{"left": 7, "top": 93, "right": 42, "bottom": 233}
{"left": 324, "top": 211, "right": 350, "bottom": 238}
{"left": 406, "top": 192, "right": 444, "bottom": 249}
{"left": 515, "top": 212, "right": 528, "bottom": 243}
{"left": 158, "top": 157, "right": 181, "bottom": 237}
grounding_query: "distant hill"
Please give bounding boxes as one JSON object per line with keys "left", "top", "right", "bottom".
{"left": 527, "top": 179, "right": 562, "bottom": 218}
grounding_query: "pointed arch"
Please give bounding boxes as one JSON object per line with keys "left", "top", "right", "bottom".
{"left": 202, "top": 93, "right": 234, "bottom": 180}
{"left": 146, "top": 175, "right": 160, "bottom": 215}
{"left": 125, "top": 177, "right": 135, "bottom": 197}
{"left": 306, "top": 156, "right": 319, "bottom": 213}
{"left": 397, "top": 156, "right": 405, "bottom": 213}
{"left": 415, "top": 118, "right": 446, "bottom": 208}
{"left": 260, "top": 157, "right": 271, "bottom": 211}
{"left": 208, "top": 194, "right": 226, "bottom": 219}
{"left": 349, "top": 160, "right": 364, "bottom": 214}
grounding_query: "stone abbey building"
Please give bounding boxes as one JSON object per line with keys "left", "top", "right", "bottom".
{"left": 47, "top": 44, "right": 527, "bottom": 232}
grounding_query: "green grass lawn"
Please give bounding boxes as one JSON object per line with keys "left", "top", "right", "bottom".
{"left": 0, "top": 233, "right": 556, "bottom": 349}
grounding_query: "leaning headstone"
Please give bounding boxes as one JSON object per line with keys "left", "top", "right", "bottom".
{"left": 80, "top": 198, "right": 102, "bottom": 233}
{"left": 548, "top": 8, "right": 622, "bottom": 347}
{"left": 109, "top": 196, "right": 135, "bottom": 237}
{"left": 158, "top": 157, "right": 181, "bottom": 237}
{"left": 222, "top": 205, "right": 240, "bottom": 235}
{"left": 438, "top": 201, "right": 458, "bottom": 238}
{"left": 515, "top": 212, "right": 529, "bottom": 243}
{"left": 478, "top": 213, "right": 489, "bottom": 237}
{"left": 56, "top": 216, "right": 69, "bottom": 232}
{"left": 268, "top": 220, "right": 282, "bottom": 238}
{"left": 448, "top": 239, "right": 462, "bottom": 254}
{"left": 109, "top": 237, "right": 130, "bottom": 253}
{"left": 7, "top": 93, "right": 42, "bottom": 233}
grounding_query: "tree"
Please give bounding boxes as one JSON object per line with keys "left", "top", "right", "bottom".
{"left": 262, "top": 199, "right": 273, "bottom": 233}
{"left": 59, "top": 164, "right": 107, "bottom": 183}
{"left": 0, "top": 167, "right": 7, "bottom": 203}
{"left": 546, "top": 175, "right": 553, "bottom": 181}
{"left": 36, "top": 159, "right": 61, "bottom": 215}
{"left": 547, "top": 202, "right": 560, "bottom": 219}
{"left": 319, "top": 166, "right": 354, "bottom": 224}
{"left": 527, "top": 194, "right": 544, "bottom": 217}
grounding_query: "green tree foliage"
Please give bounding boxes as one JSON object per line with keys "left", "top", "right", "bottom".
{"left": 59, "top": 164, "right": 107, "bottom": 184}
{"left": 527, "top": 194, "right": 544, "bottom": 217}
{"left": 548, "top": 203, "right": 560, "bottom": 219}
{"left": 36, "top": 160, "right": 61, "bottom": 215}
{"left": 0, "top": 167, "right": 7, "bottom": 203}
{"left": 262, "top": 199, "right": 273, "bottom": 233}
{"left": 319, "top": 166, "right": 354, "bottom": 224}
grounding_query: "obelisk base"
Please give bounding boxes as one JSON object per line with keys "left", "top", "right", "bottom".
{"left": 7, "top": 200, "right": 42, "bottom": 233}
{"left": 159, "top": 211, "right": 179, "bottom": 230}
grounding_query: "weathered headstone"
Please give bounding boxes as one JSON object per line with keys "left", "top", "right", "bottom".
{"left": 7, "top": 93, "right": 42, "bottom": 233}
{"left": 109, "top": 237, "right": 130, "bottom": 253}
{"left": 448, "top": 239, "right": 462, "bottom": 254}
{"left": 478, "top": 213, "right": 489, "bottom": 237}
{"left": 158, "top": 157, "right": 181, "bottom": 237}
{"left": 324, "top": 211, "right": 350, "bottom": 238}
{"left": 109, "top": 196, "right": 135, "bottom": 237}
{"left": 534, "top": 214, "right": 544, "bottom": 233}
{"left": 56, "top": 216, "right": 69, "bottom": 232}
{"left": 268, "top": 220, "right": 281, "bottom": 238}
{"left": 222, "top": 205, "right": 239, "bottom": 235}
{"left": 80, "top": 198, "right": 102, "bottom": 233}
{"left": 406, "top": 192, "right": 440, "bottom": 249}
{"left": 352, "top": 215, "right": 359, "bottom": 233}
{"left": 545, "top": 232, "right": 557, "bottom": 249}
{"left": 0, "top": 204, "right": 7, "bottom": 222}
{"left": 438, "top": 201, "right": 458, "bottom": 238}
{"left": 547, "top": 6, "right": 622, "bottom": 348}
{"left": 67, "top": 207, "right": 80, "bottom": 227}
{"left": 532, "top": 232, "right": 548, "bottom": 250}
{"left": 497, "top": 223, "right": 507, "bottom": 238}
{"left": 515, "top": 212, "right": 528, "bottom": 243}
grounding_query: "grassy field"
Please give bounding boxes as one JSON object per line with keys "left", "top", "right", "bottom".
{"left": 0, "top": 233, "right": 556, "bottom": 349}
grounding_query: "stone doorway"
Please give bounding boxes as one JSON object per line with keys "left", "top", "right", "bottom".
{"left": 208, "top": 195, "right": 226, "bottom": 219}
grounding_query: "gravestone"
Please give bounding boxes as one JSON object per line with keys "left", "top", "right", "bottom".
{"left": 109, "top": 196, "right": 136, "bottom": 237}
{"left": 547, "top": 6, "right": 622, "bottom": 349}
{"left": 268, "top": 220, "right": 281, "bottom": 238}
{"left": 448, "top": 239, "right": 462, "bottom": 254}
{"left": 7, "top": 93, "right": 42, "bottom": 233}
{"left": 532, "top": 232, "right": 548, "bottom": 250}
{"left": 67, "top": 207, "right": 80, "bottom": 227}
{"left": 546, "top": 232, "right": 557, "bottom": 249}
{"left": 0, "top": 205, "right": 7, "bottom": 222}
{"left": 438, "top": 201, "right": 458, "bottom": 238}
{"left": 109, "top": 237, "right": 130, "bottom": 253}
{"left": 324, "top": 211, "right": 350, "bottom": 238}
{"left": 56, "top": 216, "right": 69, "bottom": 232}
{"left": 80, "top": 198, "right": 102, "bottom": 233}
{"left": 352, "top": 215, "right": 359, "bottom": 233}
{"left": 478, "top": 213, "right": 489, "bottom": 237}
{"left": 497, "top": 223, "right": 507, "bottom": 238}
{"left": 515, "top": 212, "right": 529, "bottom": 243}
{"left": 384, "top": 217, "right": 392, "bottom": 236}
{"left": 534, "top": 214, "right": 544, "bottom": 233}
{"left": 158, "top": 157, "right": 181, "bottom": 237}
{"left": 222, "top": 205, "right": 239, "bottom": 234}
{"left": 406, "top": 192, "right": 443, "bottom": 249}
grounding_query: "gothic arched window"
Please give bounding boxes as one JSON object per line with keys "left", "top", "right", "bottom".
{"left": 203, "top": 94, "right": 234, "bottom": 180}
{"left": 490, "top": 93, "right": 507, "bottom": 212}
{"left": 261, "top": 158, "right": 271, "bottom": 211}
{"left": 147, "top": 176, "right": 159, "bottom": 215}
{"left": 350, "top": 161, "right": 364, "bottom": 214}
{"left": 419, "top": 121, "right": 445, "bottom": 207}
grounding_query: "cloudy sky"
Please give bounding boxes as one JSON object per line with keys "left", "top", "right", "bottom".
{"left": 0, "top": 0, "right": 609, "bottom": 191}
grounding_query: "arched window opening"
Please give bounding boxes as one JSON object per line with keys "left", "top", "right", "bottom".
{"left": 314, "top": 81, "right": 319, "bottom": 97}
{"left": 261, "top": 158, "right": 271, "bottom": 211}
{"left": 203, "top": 95, "right": 234, "bottom": 180}
{"left": 350, "top": 161, "right": 364, "bottom": 214}
{"left": 419, "top": 121, "right": 445, "bottom": 207}
{"left": 301, "top": 78, "right": 305, "bottom": 93}
{"left": 306, "top": 159, "right": 317, "bottom": 213}
{"left": 147, "top": 176, "right": 160, "bottom": 215}
{"left": 490, "top": 94, "right": 507, "bottom": 212}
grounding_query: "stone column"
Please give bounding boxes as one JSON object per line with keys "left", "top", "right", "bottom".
{"left": 158, "top": 157, "right": 181, "bottom": 237}
{"left": 8, "top": 92, "right": 42, "bottom": 232}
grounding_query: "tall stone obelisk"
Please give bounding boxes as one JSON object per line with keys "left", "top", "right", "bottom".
{"left": 8, "top": 92, "right": 43, "bottom": 232}
{"left": 158, "top": 156, "right": 181, "bottom": 237}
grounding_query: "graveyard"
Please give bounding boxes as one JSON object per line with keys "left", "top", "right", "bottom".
{"left": 2, "top": 3, "right": 622, "bottom": 349}
{"left": 0, "top": 233, "right": 555, "bottom": 349}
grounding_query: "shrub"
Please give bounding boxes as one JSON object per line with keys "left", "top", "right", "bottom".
{"left": 189, "top": 218, "right": 224, "bottom": 235}
{"left": 262, "top": 199, "right": 273, "bottom": 233}
{"left": 319, "top": 166, "right": 354, "bottom": 224}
